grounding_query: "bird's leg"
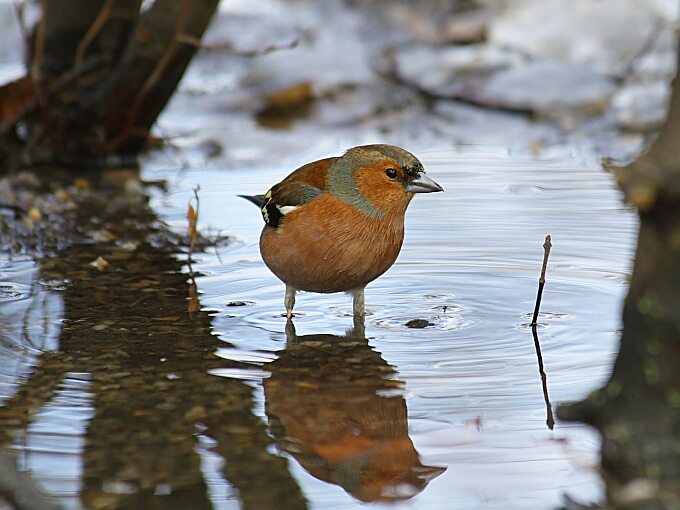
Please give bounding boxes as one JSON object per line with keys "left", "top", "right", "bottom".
{"left": 285, "top": 284, "right": 296, "bottom": 319}
{"left": 350, "top": 287, "right": 365, "bottom": 316}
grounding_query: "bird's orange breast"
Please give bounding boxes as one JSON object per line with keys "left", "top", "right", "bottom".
{"left": 259, "top": 194, "right": 405, "bottom": 293}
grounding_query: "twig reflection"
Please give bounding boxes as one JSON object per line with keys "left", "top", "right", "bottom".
{"left": 531, "top": 324, "right": 554, "bottom": 430}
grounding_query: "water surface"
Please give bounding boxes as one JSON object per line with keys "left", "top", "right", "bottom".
{"left": 143, "top": 145, "right": 637, "bottom": 509}
{"left": 0, "top": 145, "right": 637, "bottom": 509}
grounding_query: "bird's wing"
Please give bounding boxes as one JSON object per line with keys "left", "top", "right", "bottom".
{"left": 260, "top": 157, "right": 336, "bottom": 228}
{"left": 262, "top": 183, "right": 323, "bottom": 228}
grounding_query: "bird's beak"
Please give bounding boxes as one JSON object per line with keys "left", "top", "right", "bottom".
{"left": 407, "top": 173, "right": 444, "bottom": 193}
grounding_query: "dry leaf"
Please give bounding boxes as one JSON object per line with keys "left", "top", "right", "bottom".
{"left": 90, "top": 256, "right": 111, "bottom": 271}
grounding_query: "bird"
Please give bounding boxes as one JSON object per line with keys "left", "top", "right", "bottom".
{"left": 240, "top": 144, "right": 443, "bottom": 319}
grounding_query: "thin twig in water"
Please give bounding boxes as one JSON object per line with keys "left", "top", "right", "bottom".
{"left": 188, "top": 185, "right": 200, "bottom": 260}
{"left": 530, "top": 235, "right": 554, "bottom": 429}
{"left": 186, "top": 186, "right": 201, "bottom": 314}
{"left": 531, "top": 235, "right": 552, "bottom": 326}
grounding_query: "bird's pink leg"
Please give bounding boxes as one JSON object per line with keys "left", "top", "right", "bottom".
{"left": 285, "top": 284, "right": 296, "bottom": 319}
{"left": 350, "top": 287, "right": 365, "bottom": 316}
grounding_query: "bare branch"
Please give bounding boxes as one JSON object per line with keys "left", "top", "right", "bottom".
{"left": 74, "top": 0, "right": 117, "bottom": 67}
{"left": 176, "top": 33, "right": 300, "bottom": 57}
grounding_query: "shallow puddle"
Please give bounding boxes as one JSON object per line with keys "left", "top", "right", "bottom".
{"left": 0, "top": 0, "right": 661, "bottom": 505}
{"left": 148, "top": 145, "right": 635, "bottom": 509}
{"left": 0, "top": 144, "right": 637, "bottom": 509}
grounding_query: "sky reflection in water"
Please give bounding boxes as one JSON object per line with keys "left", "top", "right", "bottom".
{"left": 146, "top": 146, "right": 637, "bottom": 509}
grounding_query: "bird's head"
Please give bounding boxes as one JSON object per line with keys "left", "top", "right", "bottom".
{"left": 327, "top": 144, "right": 443, "bottom": 218}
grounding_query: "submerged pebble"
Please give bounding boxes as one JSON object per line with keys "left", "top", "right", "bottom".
{"left": 405, "top": 318, "right": 432, "bottom": 329}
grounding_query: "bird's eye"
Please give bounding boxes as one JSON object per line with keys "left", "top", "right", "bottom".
{"left": 385, "top": 168, "right": 398, "bottom": 179}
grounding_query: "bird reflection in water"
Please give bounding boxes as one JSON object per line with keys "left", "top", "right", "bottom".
{"left": 264, "top": 316, "right": 446, "bottom": 502}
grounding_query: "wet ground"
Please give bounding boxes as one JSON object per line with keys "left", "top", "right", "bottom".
{"left": 0, "top": 0, "right": 667, "bottom": 509}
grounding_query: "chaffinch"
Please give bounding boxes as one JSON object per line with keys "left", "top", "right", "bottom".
{"left": 241, "top": 144, "right": 443, "bottom": 318}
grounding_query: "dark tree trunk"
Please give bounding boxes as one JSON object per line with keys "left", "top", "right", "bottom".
{"left": 0, "top": 0, "right": 219, "bottom": 168}
{"left": 559, "top": 37, "right": 680, "bottom": 508}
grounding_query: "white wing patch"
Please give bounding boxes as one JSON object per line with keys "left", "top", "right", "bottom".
{"left": 276, "top": 205, "right": 300, "bottom": 216}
